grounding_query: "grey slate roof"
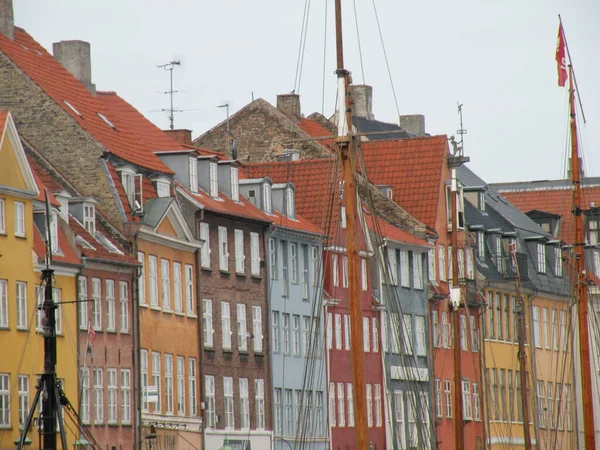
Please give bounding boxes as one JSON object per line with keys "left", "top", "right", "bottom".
{"left": 141, "top": 197, "right": 174, "bottom": 228}
{"left": 458, "top": 165, "right": 571, "bottom": 297}
{"left": 352, "top": 116, "right": 415, "bottom": 141}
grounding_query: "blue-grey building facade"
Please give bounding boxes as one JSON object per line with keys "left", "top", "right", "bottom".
{"left": 240, "top": 178, "right": 329, "bottom": 450}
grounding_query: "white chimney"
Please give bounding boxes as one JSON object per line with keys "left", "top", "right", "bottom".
{"left": 399, "top": 114, "right": 426, "bottom": 137}
{"left": 53, "top": 40, "right": 96, "bottom": 95}
{"left": 0, "top": 0, "right": 14, "bottom": 39}
{"left": 350, "top": 85, "right": 374, "bottom": 120}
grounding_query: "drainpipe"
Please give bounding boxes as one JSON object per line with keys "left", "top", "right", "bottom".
{"left": 194, "top": 247, "right": 205, "bottom": 450}
{"left": 526, "top": 289, "right": 539, "bottom": 449}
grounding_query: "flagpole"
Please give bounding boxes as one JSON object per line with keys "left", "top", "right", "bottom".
{"left": 558, "top": 15, "right": 586, "bottom": 124}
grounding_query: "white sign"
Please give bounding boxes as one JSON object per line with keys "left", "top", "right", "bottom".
{"left": 390, "top": 366, "right": 429, "bottom": 382}
{"left": 146, "top": 386, "right": 159, "bottom": 404}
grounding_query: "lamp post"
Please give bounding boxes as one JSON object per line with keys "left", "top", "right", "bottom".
{"left": 218, "top": 436, "right": 233, "bottom": 450}
{"left": 72, "top": 437, "right": 90, "bottom": 450}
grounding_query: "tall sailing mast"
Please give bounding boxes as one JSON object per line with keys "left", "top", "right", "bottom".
{"left": 510, "top": 243, "right": 533, "bottom": 450}
{"left": 333, "top": 0, "right": 369, "bottom": 448}
{"left": 566, "top": 45, "right": 596, "bottom": 450}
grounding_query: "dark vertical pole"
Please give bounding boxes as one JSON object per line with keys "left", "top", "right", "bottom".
{"left": 451, "top": 169, "right": 464, "bottom": 450}
{"left": 41, "top": 267, "right": 57, "bottom": 450}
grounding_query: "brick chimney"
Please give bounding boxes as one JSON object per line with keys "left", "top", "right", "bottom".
{"left": 399, "top": 114, "right": 426, "bottom": 137}
{"left": 164, "top": 129, "right": 192, "bottom": 146}
{"left": 0, "top": 0, "right": 14, "bottom": 39}
{"left": 350, "top": 85, "right": 374, "bottom": 120}
{"left": 276, "top": 93, "right": 301, "bottom": 122}
{"left": 53, "top": 40, "right": 96, "bottom": 95}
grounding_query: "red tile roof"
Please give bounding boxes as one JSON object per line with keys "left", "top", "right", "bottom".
{"left": 297, "top": 118, "right": 335, "bottom": 150}
{"left": 271, "top": 210, "right": 323, "bottom": 236}
{"left": 0, "top": 111, "right": 7, "bottom": 132}
{"left": 0, "top": 28, "right": 172, "bottom": 174}
{"left": 177, "top": 182, "right": 272, "bottom": 224}
{"left": 67, "top": 215, "right": 137, "bottom": 264}
{"left": 499, "top": 185, "right": 600, "bottom": 244}
{"left": 365, "top": 212, "right": 431, "bottom": 247}
{"left": 360, "top": 135, "right": 449, "bottom": 229}
{"left": 27, "top": 156, "right": 62, "bottom": 207}
{"left": 33, "top": 222, "right": 80, "bottom": 266}
{"left": 244, "top": 159, "right": 342, "bottom": 233}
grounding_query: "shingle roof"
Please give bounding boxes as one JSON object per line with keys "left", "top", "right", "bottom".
{"left": 33, "top": 222, "right": 80, "bottom": 266}
{"left": 297, "top": 118, "right": 335, "bottom": 150}
{"left": 0, "top": 28, "right": 172, "bottom": 174}
{"left": 244, "top": 159, "right": 342, "bottom": 233}
{"left": 360, "top": 135, "right": 449, "bottom": 229}
{"left": 272, "top": 210, "right": 323, "bottom": 236}
{"left": 365, "top": 212, "right": 430, "bottom": 247}
{"left": 491, "top": 178, "right": 600, "bottom": 244}
{"left": 353, "top": 116, "right": 414, "bottom": 141}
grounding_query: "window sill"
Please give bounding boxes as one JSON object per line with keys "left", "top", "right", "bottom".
{"left": 108, "top": 423, "right": 119, "bottom": 427}
{"left": 163, "top": 308, "right": 173, "bottom": 314}
{"left": 236, "top": 271, "right": 246, "bottom": 277}
{"left": 204, "top": 346, "right": 215, "bottom": 352}
{"left": 120, "top": 330, "right": 130, "bottom": 335}
{"left": 254, "top": 351, "right": 265, "bottom": 356}
{"left": 201, "top": 266, "right": 212, "bottom": 272}
{"left": 220, "top": 270, "right": 231, "bottom": 275}
{"left": 223, "top": 348, "right": 233, "bottom": 354}
{"left": 17, "top": 327, "right": 28, "bottom": 332}
{"left": 187, "top": 313, "right": 197, "bottom": 319}
{"left": 239, "top": 350, "right": 250, "bottom": 355}
{"left": 251, "top": 274, "right": 262, "bottom": 279}
{"left": 121, "top": 423, "right": 132, "bottom": 427}
{"left": 106, "top": 329, "right": 117, "bottom": 334}
{"left": 15, "top": 234, "right": 27, "bottom": 239}
{"left": 174, "top": 311, "right": 186, "bottom": 317}
{"left": 139, "top": 303, "right": 149, "bottom": 308}
{"left": 150, "top": 306, "right": 162, "bottom": 311}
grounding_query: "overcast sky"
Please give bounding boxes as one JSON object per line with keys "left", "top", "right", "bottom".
{"left": 14, "top": 0, "right": 600, "bottom": 183}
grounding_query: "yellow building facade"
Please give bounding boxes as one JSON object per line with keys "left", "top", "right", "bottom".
{"left": 482, "top": 286, "right": 576, "bottom": 449}
{"left": 0, "top": 112, "right": 79, "bottom": 450}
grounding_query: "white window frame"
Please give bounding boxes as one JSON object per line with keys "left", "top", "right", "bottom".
{"left": 231, "top": 167, "right": 239, "bottom": 201}
{"left": 16, "top": 281, "right": 27, "bottom": 330}
{"left": 388, "top": 248, "right": 398, "bottom": 285}
{"left": 161, "top": 259, "right": 171, "bottom": 310}
{"left": 0, "top": 280, "right": 6, "bottom": 328}
{"left": 537, "top": 243, "right": 547, "bottom": 273}
{"left": 119, "top": 281, "right": 129, "bottom": 333}
{"left": 140, "top": 350, "right": 148, "bottom": 413}
{"left": 165, "top": 354, "right": 174, "bottom": 414}
{"left": 105, "top": 279, "right": 115, "bottom": 332}
{"left": 253, "top": 305, "right": 263, "bottom": 352}
{"left": 337, "top": 382, "right": 346, "bottom": 427}
{"left": 81, "top": 368, "right": 90, "bottom": 423}
{"left": 290, "top": 243, "right": 298, "bottom": 284}
{"left": 200, "top": 222, "right": 211, "bottom": 269}
{"left": 209, "top": 162, "right": 218, "bottom": 197}
{"left": 400, "top": 250, "right": 410, "bottom": 288}
{"left": 224, "top": 376, "right": 234, "bottom": 429}
{"left": 255, "top": 379, "right": 265, "bottom": 430}
{"left": 148, "top": 255, "right": 158, "bottom": 307}
{"left": 94, "top": 368, "right": 104, "bottom": 424}
{"left": 221, "top": 301, "right": 232, "bottom": 350}
{"left": 415, "top": 315, "right": 426, "bottom": 356}
{"left": 138, "top": 252, "right": 146, "bottom": 305}
{"left": 151, "top": 352, "right": 161, "bottom": 413}
{"left": 234, "top": 229, "right": 245, "bottom": 274}
{"left": 172, "top": 262, "right": 182, "bottom": 313}
{"left": 363, "top": 316, "right": 370, "bottom": 352}
{"left": 250, "top": 232, "right": 260, "bottom": 276}
{"left": 189, "top": 157, "right": 198, "bottom": 193}
{"left": 185, "top": 264, "right": 194, "bottom": 315}
{"left": 189, "top": 359, "right": 197, "bottom": 416}
{"left": 14, "top": 201, "right": 25, "bottom": 237}
{"left": 239, "top": 378, "right": 250, "bottom": 430}
{"left": 83, "top": 203, "right": 96, "bottom": 235}
{"left": 218, "top": 226, "right": 229, "bottom": 272}
{"left": 0, "top": 199, "right": 4, "bottom": 233}
{"left": 203, "top": 299, "right": 214, "bottom": 348}
{"left": 263, "top": 183, "right": 272, "bottom": 213}
{"left": 107, "top": 368, "right": 117, "bottom": 424}
{"left": 92, "top": 278, "right": 102, "bottom": 330}
{"left": 372, "top": 316, "right": 379, "bottom": 352}
{"left": 237, "top": 303, "right": 248, "bottom": 351}
{"left": 78, "top": 277, "right": 88, "bottom": 330}
{"left": 121, "top": 369, "right": 131, "bottom": 424}
{"left": 205, "top": 375, "right": 215, "bottom": 427}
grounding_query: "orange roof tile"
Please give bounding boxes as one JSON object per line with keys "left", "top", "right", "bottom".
{"left": 33, "top": 223, "right": 80, "bottom": 266}
{"left": 297, "top": 118, "right": 335, "bottom": 150}
{"left": 0, "top": 28, "right": 172, "bottom": 175}
{"left": 360, "top": 136, "right": 449, "bottom": 229}
{"left": 365, "top": 212, "right": 431, "bottom": 247}
{"left": 499, "top": 184, "right": 600, "bottom": 245}
{"left": 244, "top": 159, "right": 342, "bottom": 233}
{"left": 271, "top": 210, "right": 323, "bottom": 236}
{"left": 0, "top": 111, "right": 7, "bottom": 132}
{"left": 27, "top": 156, "right": 61, "bottom": 207}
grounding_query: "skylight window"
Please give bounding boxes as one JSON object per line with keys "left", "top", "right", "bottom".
{"left": 63, "top": 100, "right": 82, "bottom": 117}
{"left": 97, "top": 112, "right": 116, "bottom": 129}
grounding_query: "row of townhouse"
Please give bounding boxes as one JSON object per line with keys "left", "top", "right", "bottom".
{"left": 0, "top": 3, "right": 592, "bottom": 450}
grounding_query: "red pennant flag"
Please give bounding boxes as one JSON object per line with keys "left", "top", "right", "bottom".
{"left": 556, "top": 24, "right": 568, "bottom": 87}
{"left": 87, "top": 319, "right": 96, "bottom": 351}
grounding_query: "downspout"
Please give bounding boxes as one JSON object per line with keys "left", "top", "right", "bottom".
{"left": 132, "top": 231, "right": 141, "bottom": 450}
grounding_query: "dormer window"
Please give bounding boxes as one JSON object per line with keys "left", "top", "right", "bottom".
{"left": 50, "top": 211, "right": 59, "bottom": 254}
{"left": 248, "top": 190, "right": 257, "bottom": 206}
{"left": 554, "top": 245, "right": 563, "bottom": 277}
{"left": 209, "top": 163, "right": 218, "bottom": 198}
{"left": 476, "top": 231, "right": 485, "bottom": 259}
{"left": 119, "top": 168, "right": 143, "bottom": 213}
{"left": 83, "top": 204, "right": 95, "bottom": 235}
{"left": 263, "top": 183, "right": 272, "bottom": 213}
{"left": 285, "top": 187, "right": 294, "bottom": 218}
{"left": 588, "top": 219, "right": 599, "bottom": 246}
{"left": 231, "top": 167, "right": 239, "bottom": 202}
{"left": 537, "top": 243, "right": 547, "bottom": 274}
{"left": 494, "top": 235, "right": 502, "bottom": 271}
{"left": 156, "top": 180, "right": 171, "bottom": 198}
{"left": 97, "top": 112, "right": 116, "bottom": 130}
{"left": 189, "top": 158, "right": 198, "bottom": 193}
{"left": 478, "top": 192, "right": 486, "bottom": 211}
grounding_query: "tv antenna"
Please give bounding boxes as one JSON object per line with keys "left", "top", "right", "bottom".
{"left": 218, "top": 102, "right": 235, "bottom": 157}
{"left": 450, "top": 103, "right": 467, "bottom": 157}
{"left": 158, "top": 60, "right": 181, "bottom": 130}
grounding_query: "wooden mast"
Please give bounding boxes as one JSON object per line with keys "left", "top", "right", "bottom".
{"left": 334, "top": 0, "right": 369, "bottom": 448}
{"left": 450, "top": 169, "right": 464, "bottom": 449}
{"left": 568, "top": 61, "right": 596, "bottom": 450}
{"left": 510, "top": 244, "right": 533, "bottom": 450}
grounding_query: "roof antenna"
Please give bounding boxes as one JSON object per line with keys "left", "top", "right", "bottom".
{"left": 158, "top": 60, "right": 181, "bottom": 130}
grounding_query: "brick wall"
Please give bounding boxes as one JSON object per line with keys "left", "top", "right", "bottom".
{"left": 0, "top": 54, "right": 125, "bottom": 231}
{"left": 195, "top": 99, "right": 330, "bottom": 162}
{"left": 198, "top": 211, "right": 272, "bottom": 432}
